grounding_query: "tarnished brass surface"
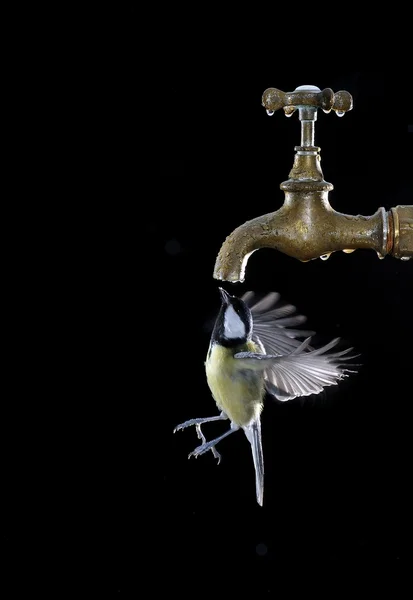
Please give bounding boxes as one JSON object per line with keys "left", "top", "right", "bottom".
{"left": 262, "top": 86, "right": 353, "bottom": 116}
{"left": 287, "top": 147, "right": 325, "bottom": 181}
{"left": 213, "top": 197, "right": 388, "bottom": 282}
{"left": 391, "top": 206, "right": 413, "bottom": 258}
{"left": 213, "top": 84, "right": 412, "bottom": 282}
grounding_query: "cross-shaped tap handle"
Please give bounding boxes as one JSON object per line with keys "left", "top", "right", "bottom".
{"left": 262, "top": 84, "right": 353, "bottom": 117}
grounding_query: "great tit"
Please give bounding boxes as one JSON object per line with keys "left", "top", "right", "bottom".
{"left": 174, "top": 288, "right": 358, "bottom": 507}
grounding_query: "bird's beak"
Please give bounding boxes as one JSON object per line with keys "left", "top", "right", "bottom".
{"left": 218, "top": 287, "right": 231, "bottom": 305}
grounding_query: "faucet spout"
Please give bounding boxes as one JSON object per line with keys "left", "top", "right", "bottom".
{"left": 213, "top": 210, "right": 290, "bottom": 284}
{"left": 213, "top": 189, "right": 390, "bottom": 282}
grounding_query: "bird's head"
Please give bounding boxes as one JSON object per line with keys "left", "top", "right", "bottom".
{"left": 212, "top": 287, "right": 253, "bottom": 347}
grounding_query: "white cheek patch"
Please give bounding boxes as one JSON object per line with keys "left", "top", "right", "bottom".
{"left": 224, "top": 305, "right": 246, "bottom": 339}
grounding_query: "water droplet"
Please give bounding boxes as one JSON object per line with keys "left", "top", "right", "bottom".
{"left": 320, "top": 253, "right": 331, "bottom": 261}
{"left": 336, "top": 110, "right": 345, "bottom": 117}
{"left": 322, "top": 108, "right": 331, "bottom": 114}
{"left": 266, "top": 109, "right": 274, "bottom": 116}
{"left": 376, "top": 252, "right": 385, "bottom": 260}
{"left": 283, "top": 107, "right": 295, "bottom": 117}
{"left": 401, "top": 256, "right": 411, "bottom": 261}
{"left": 342, "top": 248, "right": 356, "bottom": 254}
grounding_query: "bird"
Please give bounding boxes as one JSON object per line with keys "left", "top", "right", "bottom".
{"left": 173, "top": 288, "right": 359, "bottom": 507}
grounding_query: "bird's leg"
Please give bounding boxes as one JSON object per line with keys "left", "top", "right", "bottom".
{"left": 173, "top": 412, "right": 228, "bottom": 434}
{"left": 188, "top": 422, "right": 240, "bottom": 464}
{"left": 194, "top": 425, "right": 223, "bottom": 463}
{"left": 195, "top": 423, "right": 206, "bottom": 444}
{"left": 174, "top": 412, "right": 228, "bottom": 463}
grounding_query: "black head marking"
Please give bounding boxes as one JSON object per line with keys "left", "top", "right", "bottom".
{"left": 212, "top": 288, "right": 253, "bottom": 347}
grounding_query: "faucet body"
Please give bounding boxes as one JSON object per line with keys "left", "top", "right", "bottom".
{"left": 213, "top": 86, "right": 412, "bottom": 283}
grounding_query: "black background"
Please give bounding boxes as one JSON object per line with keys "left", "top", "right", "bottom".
{"left": 152, "top": 70, "right": 413, "bottom": 597}
{"left": 150, "top": 71, "right": 412, "bottom": 593}
{"left": 3, "top": 65, "right": 412, "bottom": 594}
{"left": 151, "top": 71, "right": 413, "bottom": 593}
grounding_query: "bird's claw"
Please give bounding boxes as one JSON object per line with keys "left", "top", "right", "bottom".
{"left": 188, "top": 443, "right": 222, "bottom": 464}
{"left": 196, "top": 424, "right": 206, "bottom": 444}
{"left": 212, "top": 447, "right": 222, "bottom": 464}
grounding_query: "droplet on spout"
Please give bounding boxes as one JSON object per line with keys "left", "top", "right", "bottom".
{"left": 322, "top": 108, "right": 331, "bottom": 114}
{"left": 342, "top": 248, "right": 356, "bottom": 254}
{"left": 377, "top": 252, "right": 385, "bottom": 260}
{"left": 336, "top": 110, "right": 345, "bottom": 117}
{"left": 320, "top": 253, "right": 331, "bottom": 261}
{"left": 401, "top": 256, "right": 411, "bottom": 261}
{"left": 284, "top": 106, "right": 295, "bottom": 117}
{"left": 266, "top": 109, "right": 274, "bottom": 116}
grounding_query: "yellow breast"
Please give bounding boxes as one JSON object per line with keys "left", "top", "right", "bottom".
{"left": 205, "top": 341, "right": 265, "bottom": 427}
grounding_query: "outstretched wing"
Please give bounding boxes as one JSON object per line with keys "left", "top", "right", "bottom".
{"left": 242, "top": 291, "right": 315, "bottom": 356}
{"left": 235, "top": 337, "right": 359, "bottom": 401}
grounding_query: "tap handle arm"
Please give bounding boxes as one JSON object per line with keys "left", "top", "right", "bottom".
{"left": 262, "top": 85, "right": 353, "bottom": 117}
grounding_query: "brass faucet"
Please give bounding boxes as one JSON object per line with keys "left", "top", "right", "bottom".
{"left": 213, "top": 85, "right": 413, "bottom": 283}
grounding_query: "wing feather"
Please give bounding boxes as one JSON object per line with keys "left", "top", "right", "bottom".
{"left": 234, "top": 337, "right": 360, "bottom": 401}
{"left": 242, "top": 291, "right": 315, "bottom": 356}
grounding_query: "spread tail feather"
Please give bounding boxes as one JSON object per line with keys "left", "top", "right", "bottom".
{"left": 243, "top": 419, "right": 264, "bottom": 507}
